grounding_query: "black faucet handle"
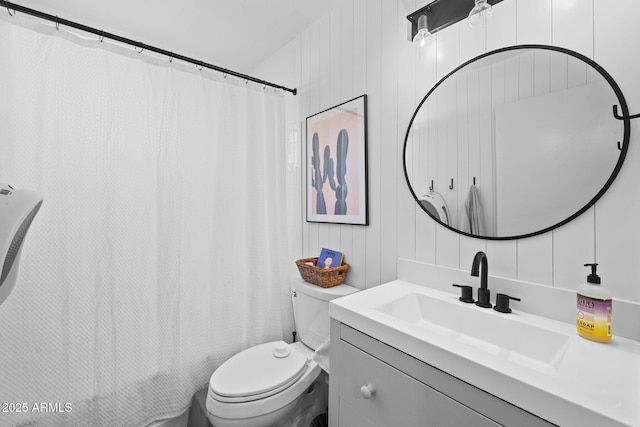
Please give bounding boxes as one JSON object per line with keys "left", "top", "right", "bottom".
{"left": 452, "top": 284, "right": 475, "bottom": 303}
{"left": 476, "top": 288, "right": 492, "bottom": 308}
{"left": 494, "top": 293, "right": 521, "bottom": 313}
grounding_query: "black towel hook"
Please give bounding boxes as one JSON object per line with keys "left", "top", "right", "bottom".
{"left": 613, "top": 104, "right": 640, "bottom": 120}
{"left": 429, "top": 180, "right": 434, "bottom": 191}
{"left": 612, "top": 106, "right": 632, "bottom": 151}
{"left": 449, "top": 179, "right": 454, "bottom": 190}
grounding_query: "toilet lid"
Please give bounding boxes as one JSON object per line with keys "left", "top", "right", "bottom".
{"left": 210, "top": 341, "right": 308, "bottom": 402}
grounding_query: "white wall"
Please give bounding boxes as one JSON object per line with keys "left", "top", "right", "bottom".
{"left": 255, "top": 0, "right": 640, "bottom": 305}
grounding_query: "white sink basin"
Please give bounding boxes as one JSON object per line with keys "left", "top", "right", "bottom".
{"left": 376, "top": 292, "right": 570, "bottom": 373}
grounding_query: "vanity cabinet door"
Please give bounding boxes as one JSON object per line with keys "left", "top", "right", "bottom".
{"left": 337, "top": 340, "right": 499, "bottom": 427}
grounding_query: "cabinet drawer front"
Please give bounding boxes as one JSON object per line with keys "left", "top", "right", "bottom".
{"left": 339, "top": 340, "right": 499, "bottom": 427}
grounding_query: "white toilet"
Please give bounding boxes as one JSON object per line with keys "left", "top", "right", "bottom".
{"left": 206, "top": 278, "right": 359, "bottom": 427}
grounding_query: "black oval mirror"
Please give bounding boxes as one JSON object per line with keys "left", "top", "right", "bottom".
{"left": 403, "top": 45, "right": 630, "bottom": 240}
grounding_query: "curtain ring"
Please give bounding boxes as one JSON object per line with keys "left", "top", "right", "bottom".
{"left": 99, "top": 30, "right": 104, "bottom": 43}
{"left": 6, "top": 1, "right": 14, "bottom": 16}
{"left": 55, "top": 16, "right": 59, "bottom": 30}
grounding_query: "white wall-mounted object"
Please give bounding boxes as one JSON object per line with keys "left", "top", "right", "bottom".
{"left": 0, "top": 183, "right": 43, "bottom": 307}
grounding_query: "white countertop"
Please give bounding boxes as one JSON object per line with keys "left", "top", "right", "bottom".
{"left": 329, "top": 280, "right": 640, "bottom": 427}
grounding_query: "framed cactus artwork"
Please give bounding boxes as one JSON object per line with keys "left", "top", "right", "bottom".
{"left": 306, "top": 94, "right": 368, "bottom": 225}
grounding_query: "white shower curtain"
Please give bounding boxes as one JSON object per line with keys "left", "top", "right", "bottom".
{"left": 0, "top": 13, "right": 293, "bottom": 427}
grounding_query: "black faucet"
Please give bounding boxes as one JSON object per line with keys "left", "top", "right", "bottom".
{"left": 471, "top": 251, "right": 492, "bottom": 308}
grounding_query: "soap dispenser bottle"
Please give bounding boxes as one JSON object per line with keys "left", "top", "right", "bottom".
{"left": 576, "top": 263, "right": 612, "bottom": 343}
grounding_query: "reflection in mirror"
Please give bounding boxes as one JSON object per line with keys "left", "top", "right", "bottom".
{"left": 404, "top": 45, "right": 629, "bottom": 239}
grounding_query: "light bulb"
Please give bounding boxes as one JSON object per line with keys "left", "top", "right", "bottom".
{"left": 468, "top": 0, "right": 493, "bottom": 27}
{"left": 413, "top": 29, "right": 431, "bottom": 47}
{"left": 412, "top": 14, "right": 431, "bottom": 46}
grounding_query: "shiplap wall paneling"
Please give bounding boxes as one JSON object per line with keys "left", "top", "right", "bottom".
{"left": 553, "top": 0, "right": 594, "bottom": 58}
{"left": 338, "top": 0, "right": 357, "bottom": 286}
{"left": 509, "top": 0, "right": 553, "bottom": 284}
{"left": 456, "top": 73, "right": 470, "bottom": 234}
{"left": 317, "top": 13, "right": 332, "bottom": 253}
{"left": 595, "top": 0, "right": 640, "bottom": 302}
{"left": 431, "top": 29, "right": 460, "bottom": 269}
{"left": 380, "top": 0, "right": 399, "bottom": 284}
{"left": 459, "top": 11, "right": 487, "bottom": 63}
{"left": 304, "top": 22, "right": 319, "bottom": 258}
{"left": 509, "top": 47, "right": 549, "bottom": 283}
{"left": 488, "top": 0, "right": 526, "bottom": 284}
{"left": 330, "top": 8, "right": 341, "bottom": 104}
{"left": 533, "top": 50, "right": 551, "bottom": 96}
{"left": 288, "top": 0, "right": 640, "bottom": 302}
{"left": 352, "top": 0, "right": 366, "bottom": 100}
{"left": 458, "top": 9, "right": 493, "bottom": 274}
{"left": 397, "top": 0, "right": 418, "bottom": 262}
{"left": 549, "top": 0, "right": 596, "bottom": 291}
{"left": 327, "top": 7, "right": 345, "bottom": 263}
{"left": 327, "top": 8, "right": 342, "bottom": 254}
{"left": 480, "top": 66, "right": 494, "bottom": 234}
{"left": 511, "top": 49, "right": 551, "bottom": 283}
{"left": 445, "top": 74, "right": 460, "bottom": 232}
{"left": 486, "top": 0, "right": 516, "bottom": 51}
{"left": 441, "top": 27, "right": 461, "bottom": 236}
{"left": 517, "top": 0, "right": 552, "bottom": 44}
{"left": 364, "top": 0, "right": 382, "bottom": 288}
{"left": 484, "top": 63, "right": 499, "bottom": 236}
{"left": 414, "top": 39, "right": 438, "bottom": 265}
{"left": 411, "top": 0, "right": 433, "bottom": 267}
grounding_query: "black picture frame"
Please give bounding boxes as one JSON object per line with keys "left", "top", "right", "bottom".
{"left": 306, "top": 95, "right": 368, "bottom": 225}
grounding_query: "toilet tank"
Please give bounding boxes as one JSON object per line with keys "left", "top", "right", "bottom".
{"left": 292, "top": 278, "right": 359, "bottom": 350}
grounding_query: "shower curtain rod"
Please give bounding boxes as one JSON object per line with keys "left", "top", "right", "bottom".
{"left": 0, "top": 1, "right": 298, "bottom": 95}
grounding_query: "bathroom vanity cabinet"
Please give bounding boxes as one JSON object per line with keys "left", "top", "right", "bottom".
{"left": 328, "top": 320, "right": 554, "bottom": 427}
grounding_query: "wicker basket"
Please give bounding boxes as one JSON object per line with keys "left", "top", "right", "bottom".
{"left": 295, "top": 257, "right": 350, "bottom": 288}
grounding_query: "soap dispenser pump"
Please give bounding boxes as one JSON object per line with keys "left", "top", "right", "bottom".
{"left": 576, "top": 263, "right": 612, "bottom": 343}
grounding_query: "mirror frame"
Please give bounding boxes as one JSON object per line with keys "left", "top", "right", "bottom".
{"left": 403, "top": 44, "right": 630, "bottom": 240}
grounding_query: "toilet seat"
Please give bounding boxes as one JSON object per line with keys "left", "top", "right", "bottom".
{"left": 210, "top": 341, "right": 309, "bottom": 403}
{"left": 207, "top": 341, "right": 321, "bottom": 421}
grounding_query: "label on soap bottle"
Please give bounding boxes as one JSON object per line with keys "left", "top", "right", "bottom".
{"left": 577, "top": 294, "right": 612, "bottom": 342}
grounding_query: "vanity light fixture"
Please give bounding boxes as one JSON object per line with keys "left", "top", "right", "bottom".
{"left": 468, "top": 0, "right": 494, "bottom": 27}
{"left": 407, "top": 0, "right": 504, "bottom": 44}
{"left": 412, "top": 13, "right": 431, "bottom": 47}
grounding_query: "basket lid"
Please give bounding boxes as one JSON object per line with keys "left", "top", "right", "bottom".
{"left": 209, "top": 341, "right": 308, "bottom": 401}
